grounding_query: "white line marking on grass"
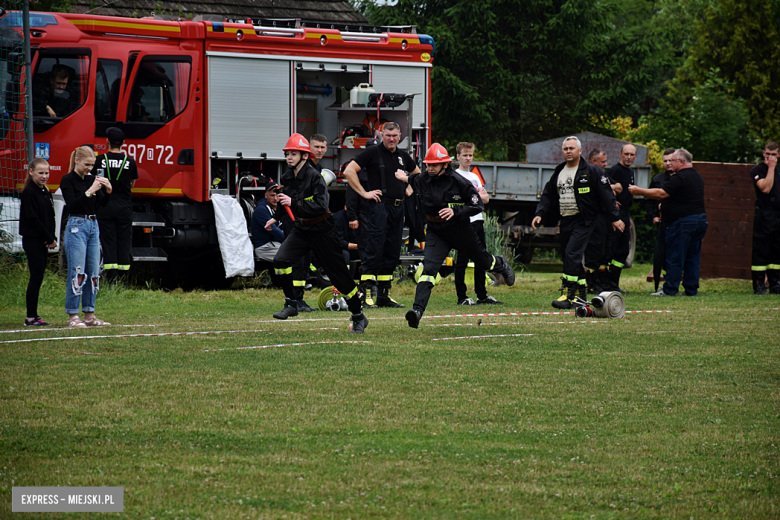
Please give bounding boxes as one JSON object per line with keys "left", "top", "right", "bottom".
{"left": 0, "top": 324, "right": 161, "bottom": 334}
{"left": 432, "top": 334, "right": 535, "bottom": 341}
{"left": 205, "top": 340, "right": 372, "bottom": 352}
{"left": 0, "top": 329, "right": 266, "bottom": 344}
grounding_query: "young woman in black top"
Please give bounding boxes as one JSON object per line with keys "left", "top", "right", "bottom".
{"left": 19, "top": 159, "right": 57, "bottom": 326}
{"left": 61, "top": 146, "right": 113, "bottom": 327}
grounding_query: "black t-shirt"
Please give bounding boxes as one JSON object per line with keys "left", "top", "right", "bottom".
{"left": 750, "top": 162, "right": 780, "bottom": 209}
{"left": 607, "top": 162, "right": 634, "bottom": 208}
{"left": 661, "top": 168, "right": 706, "bottom": 224}
{"left": 354, "top": 143, "right": 416, "bottom": 200}
{"left": 95, "top": 152, "right": 138, "bottom": 209}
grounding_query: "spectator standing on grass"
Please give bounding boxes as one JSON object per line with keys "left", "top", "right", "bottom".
{"left": 533, "top": 136, "right": 623, "bottom": 309}
{"left": 629, "top": 148, "right": 707, "bottom": 296}
{"left": 643, "top": 148, "right": 677, "bottom": 291}
{"left": 20, "top": 159, "right": 56, "bottom": 327}
{"left": 95, "top": 127, "right": 138, "bottom": 284}
{"left": 344, "top": 122, "right": 420, "bottom": 309}
{"left": 583, "top": 148, "right": 621, "bottom": 294}
{"left": 749, "top": 141, "right": 780, "bottom": 294}
{"left": 61, "top": 146, "right": 113, "bottom": 327}
{"left": 604, "top": 144, "right": 636, "bottom": 293}
{"left": 452, "top": 142, "right": 502, "bottom": 306}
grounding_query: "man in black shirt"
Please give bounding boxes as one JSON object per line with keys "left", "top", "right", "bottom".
{"left": 605, "top": 144, "right": 636, "bottom": 293}
{"left": 344, "top": 122, "right": 420, "bottom": 308}
{"left": 95, "top": 127, "right": 139, "bottom": 283}
{"left": 749, "top": 141, "right": 780, "bottom": 294}
{"left": 629, "top": 148, "right": 707, "bottom": 296}
{"left": 395, "top": 144, "right": 515, "bottom": 328}
{"left": 643, "top": 147, "right": 676, "bottom": 292}
{"left": 583, "top": 148, "right": 616, "bottom": 293}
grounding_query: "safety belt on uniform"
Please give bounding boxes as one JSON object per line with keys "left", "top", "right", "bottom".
{"left": 105, "top": 154, "right": 129, "bottom": 181}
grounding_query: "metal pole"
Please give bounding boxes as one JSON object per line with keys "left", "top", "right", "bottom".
{"left": 23, "top": 0, "right": 33, "bottom": 164}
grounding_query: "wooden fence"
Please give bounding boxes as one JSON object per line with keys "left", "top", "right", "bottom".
{"left": 696, "top": 162, "right": 756, "bottom": 280}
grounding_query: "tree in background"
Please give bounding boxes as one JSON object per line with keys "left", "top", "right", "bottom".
{"left": 355, "top": 0, "right": 665, "bottom": 160}
{"left": 679, "top": 0, "right": 780, "bottom": 143}
{"left": 636, "top": 71, "right": 760, "bottom": 163}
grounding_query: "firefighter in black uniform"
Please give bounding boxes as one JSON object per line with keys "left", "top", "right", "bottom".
{"left": 395, "top": 144, "right": 516, "bottom": 328}
{"left": 343, "top": 122, "right": 420, "bottom": 308}
{"left": 265, "top": 134, "right": 368, "bottom": 332}
{"left": 95, "top": 127, "right": 138, "bottom": 283}
{"left": 604, "top": 143, "right": 636, "bottom": 293}
{"left": 750, "top": 141, "right": 780, "bottom": 294}
{"left": 532, "top": 136, "right": 623, "bottom": 309}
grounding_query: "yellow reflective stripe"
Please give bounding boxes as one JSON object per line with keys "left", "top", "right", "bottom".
{"left": 752, "top": 266, "right": 768, "bottom": 271}
{"left": 377, "top": 275, "right": 393, "bottom": 281}
{"left": 418, "top": 275, "right": 437, "bottom": 285}
{"left": 768, "top": 264, "right": 780, "bottom": 270}
{"left": 577, "top": 279, "right": 586, "bottom": 285}
{"left": 304, "top": 195, "right": 314, "bottom": 202}
{"left": 117, "top": 265, "right": 130, "bottom": 271}
{"left": 103, "top": 263, "right": 117, "bottom": 270}
{"left": 345, "top": 287, "right": 358, "bottom": 299}
{"left": 490, "top": 256, "right": 496, "bottom": 270}
{"left": 361, "top": 274, "right": 376, "bottom": 281}
{"left": 275, "top": 267, "right": 293, "bottom": 275}
{"left": 610, "top": 260, "right": 624, "bottom": 268}
{"left": 563, "top": 274, "right": 578, "bottom": 282}
{"left": 600, "top": 265, "right": 609, "bottom": 270}
{"left": 309, "top": 264, "right": 317, "bottom": 272}
{"left": 292, "top": 280, "right": 306, "bottom": 286}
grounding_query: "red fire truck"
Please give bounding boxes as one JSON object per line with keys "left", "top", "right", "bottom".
{"left": 0, "top": 11, "right": 434, "bottom": 288}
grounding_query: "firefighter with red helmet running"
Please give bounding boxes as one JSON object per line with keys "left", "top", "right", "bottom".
{"left": 395, "top": 143, "right": 516, "bottom": 328}
{"left": 265, "top": 133, "right": 368, "bottom": 332}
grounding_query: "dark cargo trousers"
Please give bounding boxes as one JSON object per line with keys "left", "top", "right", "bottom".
{"left": 413, "top": 225, "right": 505, "bottom": 312}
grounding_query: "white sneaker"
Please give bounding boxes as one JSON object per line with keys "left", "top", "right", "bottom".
{"left": 457, "top": 298, "right": 476, "bottom": 305}
{"left": 650, "top": 290, "right": 666, "bottom": 296}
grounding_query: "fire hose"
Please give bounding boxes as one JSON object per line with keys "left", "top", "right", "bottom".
{"left": 573, "top": 291, "right": 625, "bottom": 319}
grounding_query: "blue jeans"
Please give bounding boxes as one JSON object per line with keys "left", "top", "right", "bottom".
{"left": 64, "top": 217, "right": 102, "bottom": 314}
{"left": 663, "top": 213, "right": 707, "bottom": 296}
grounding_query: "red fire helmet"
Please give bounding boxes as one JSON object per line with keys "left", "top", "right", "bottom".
{"left": 283, "top": 133, "right": 311, "bottom": 154}
{"left": 423, "top": 143, "right": 453, "bottom": 164}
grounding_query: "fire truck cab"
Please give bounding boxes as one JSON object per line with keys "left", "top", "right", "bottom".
{"left": 2, "top": 11, "right": 434, "bottom": 288}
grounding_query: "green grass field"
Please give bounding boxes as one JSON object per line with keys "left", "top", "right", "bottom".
{"left": 1, "top": 264, "right": 778, "bottom": 518}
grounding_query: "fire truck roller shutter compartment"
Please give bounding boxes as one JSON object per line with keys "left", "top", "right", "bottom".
{"left": 371, "top": 65, "right": 428, "bottom": 130}
{"left": 207, "top": 56, "right": 291, "bottom": 160}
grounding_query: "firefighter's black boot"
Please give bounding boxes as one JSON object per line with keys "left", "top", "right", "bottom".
{"left": 350, "top": 312, "right": 369, "bottom": 334}
{"left": 753, "top": 271, "right": 768, "bottom": 295}
{"left": 273, "top": 298, "right": 299, "bottom": 320}
{"left": 376, "top": 283, "right": 404, "bottom": 308}
{"left": 361, "top": 281, "right": 378, "bottom": 308}
{"left": 552, "top": 278, "right": 576, "bottom": 310}
{"left": 577, "top": 281, "right": 587, "bottom": 302}
{"left": 768, "top": 269, "right": 780, "bottom": 294}
{"left": 494, "top": 255, "right": 516, "bottom": 286}
{"left": 608, "top": 266, "right": 628, "bottom": 294}
{"left": 597, "top": 269, "right": 610, "bottom": 294}
{"left": 585, "top": 269, "right": 596, "bottom": 294}
{"left": 405, "top": 308, "right": 423, "bottom": 329}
